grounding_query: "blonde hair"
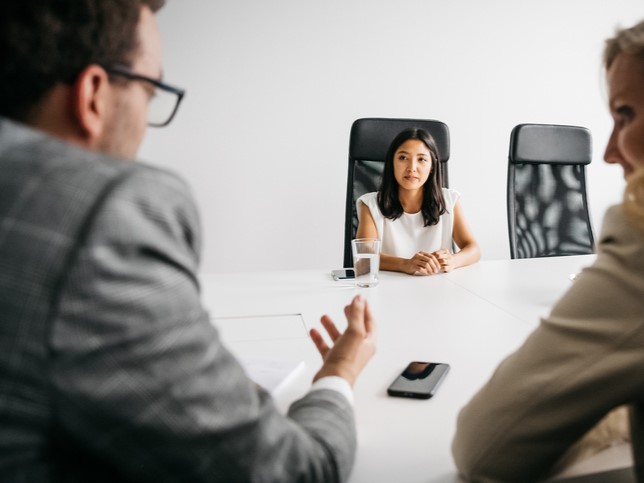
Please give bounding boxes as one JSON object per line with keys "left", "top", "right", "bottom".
{"left": 604, "top": 20, "right": 644, "bottom": 69}
{"left": 624, "top": 168, "right": 644, "bottom": 231}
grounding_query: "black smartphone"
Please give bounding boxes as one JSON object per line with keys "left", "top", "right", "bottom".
{"left": 387, "top": 361, "right": 450, "bottom": 399}
{"left": 332, "top": 268, "right": 355, "bottom": 281}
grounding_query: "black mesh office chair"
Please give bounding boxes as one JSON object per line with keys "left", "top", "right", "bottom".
{"left": 343, "top": 117, "right": 450, "bottom": 268}
{"left": 507, "top": 123, "right": 595, "bottom": 259}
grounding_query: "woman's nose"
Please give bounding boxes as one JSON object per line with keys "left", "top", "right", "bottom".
{"left": 604, "top": 130, "right": 620, "bottom": 165}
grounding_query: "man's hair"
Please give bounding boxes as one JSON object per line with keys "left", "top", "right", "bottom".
{"left": 0, "top": 0, "right": 165, "bottom": 122}
{"left": 604, "top": 19, "right": 644, "bottom": 70}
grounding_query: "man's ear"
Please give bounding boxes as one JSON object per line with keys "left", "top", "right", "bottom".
{"left": 71, "top": 64, "right": 112, "bottom": 141}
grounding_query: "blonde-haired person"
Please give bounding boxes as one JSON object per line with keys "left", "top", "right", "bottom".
{"left": 452, "top": 20, "right": 644, "bottom": 482}
{"left": 624, "top": 168, "right": 644, "bottom": 227}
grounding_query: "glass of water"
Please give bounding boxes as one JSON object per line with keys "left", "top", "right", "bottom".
{"left": 351, "top": 238, "right": 381, "bottom": 288}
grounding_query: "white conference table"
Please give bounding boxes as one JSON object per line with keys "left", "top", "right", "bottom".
{"left": 199, "top": 254, "right": 629, "bottom": 482}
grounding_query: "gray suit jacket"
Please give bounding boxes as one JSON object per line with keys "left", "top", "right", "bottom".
{"left": 452, "top": 204, "right": 644, "bottom": 482}
{"left": 0, "top": 118, "right": 355, "bottom": 482}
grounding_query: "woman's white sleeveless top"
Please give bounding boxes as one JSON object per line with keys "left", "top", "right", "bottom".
{"left": 356, "top": 188, "right": 460, "bottom": 258}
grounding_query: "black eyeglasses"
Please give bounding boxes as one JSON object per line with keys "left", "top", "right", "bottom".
{"left": 101, "top": 64, "right": 186, "bottom": 127}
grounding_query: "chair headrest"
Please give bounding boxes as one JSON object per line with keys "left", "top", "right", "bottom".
{"left": 349, "top": 118, "right": 450, "bottom": 163}
{"left": 509, "top": 123, "right": 592, "bottom": 165}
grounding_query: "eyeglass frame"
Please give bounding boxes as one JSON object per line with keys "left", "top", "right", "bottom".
{"left": 100, "top": 63, "right": 186, "bottom": 127}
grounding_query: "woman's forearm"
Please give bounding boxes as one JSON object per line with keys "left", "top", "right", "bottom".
{"left": 379, "top": 254, "right": 413, "bottom": 274}
{"left": 452, "top": 243, "right": 480, "bottom": 269}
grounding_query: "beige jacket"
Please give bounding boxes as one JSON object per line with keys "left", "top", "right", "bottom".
{"left": 452, "top": 205, "right": 644, "bottom": 482}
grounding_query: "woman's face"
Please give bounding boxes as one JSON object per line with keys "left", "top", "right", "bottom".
{"left": 393, "top": 139, "right": 432, "bottom": 192}
{"left": 605, "top": 53, "right": 644, "bottom": 178}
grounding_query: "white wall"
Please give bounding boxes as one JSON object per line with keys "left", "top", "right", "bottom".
{"left": 140, "top": 0, "right": 643, "bottom": 274}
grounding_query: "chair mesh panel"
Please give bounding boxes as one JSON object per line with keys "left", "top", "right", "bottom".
{"left": 511, "top": 163, "right": 594, "bottom": 258}
{"left": 351, "top": 160, "right": 385, "bottom": 240}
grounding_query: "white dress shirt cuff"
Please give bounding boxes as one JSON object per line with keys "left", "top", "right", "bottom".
{"left": 310, "top": 376, "right": 354, "bottom": 406}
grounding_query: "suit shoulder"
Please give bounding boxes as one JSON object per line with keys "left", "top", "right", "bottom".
{"left": 90, "top": 161, "right": 200, "bottom": 243}
{"left": 116, "top": 162, "right": 195, "bottom": 207}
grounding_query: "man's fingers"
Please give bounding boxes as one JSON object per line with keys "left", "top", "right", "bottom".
{"left": 363, "top": 299, "right": 376, "bottom": 338}
{"left": 344, "top": 295, "right": 365, "bottom": 326}
{"left": 310, "top": 328, "right": 330, "bottom": 357}
{"left": 321, "top": 314, "right": 342, "bottom": 341}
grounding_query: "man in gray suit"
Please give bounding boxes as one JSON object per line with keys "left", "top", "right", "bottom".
{"left": 0, "top": 1, "right": 376, "bottom": 482}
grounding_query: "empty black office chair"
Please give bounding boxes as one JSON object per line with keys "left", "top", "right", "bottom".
{"left": 507, "top": 123, "right": 595, "bottom": 259}
{"left": 343, "top": 117, "right": 450, "bottom": 268}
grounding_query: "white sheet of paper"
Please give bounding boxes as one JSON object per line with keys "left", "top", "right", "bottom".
{"left": 242, "top": 359, "right": 305, "bottom": 394}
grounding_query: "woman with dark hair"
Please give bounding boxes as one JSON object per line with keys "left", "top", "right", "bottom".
{"left": 356, "top": 127, "right": 480, "bottom": 275}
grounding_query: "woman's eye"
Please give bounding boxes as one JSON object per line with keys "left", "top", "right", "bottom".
{"left": 616, "top": 106, "right": 634, "bottom": 126}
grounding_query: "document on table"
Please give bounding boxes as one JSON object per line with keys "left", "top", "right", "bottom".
{"left": 211, "top": 314, "right": 308, "bottom": 394}
{"left": 242, "top": 359, "right": 305, "bottom": 394}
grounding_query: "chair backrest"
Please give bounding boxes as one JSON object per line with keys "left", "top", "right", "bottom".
{"left": 507, "top": 123, "right": 595, "bottom": 259}
{"left": 343, "top": 117, "right": 450, "bottom": 268}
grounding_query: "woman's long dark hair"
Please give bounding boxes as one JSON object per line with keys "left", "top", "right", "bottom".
{"left": 377, "top": 127, "right": 447, "bottom": 226}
